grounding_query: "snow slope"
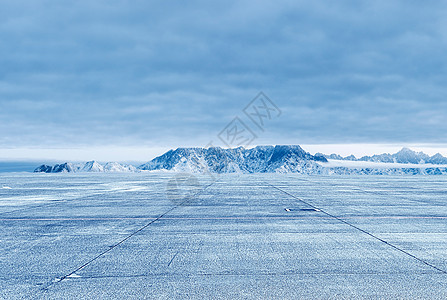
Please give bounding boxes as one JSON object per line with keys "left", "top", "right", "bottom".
{"left": 34, "top": 161, "right": 137, "bottom": 173}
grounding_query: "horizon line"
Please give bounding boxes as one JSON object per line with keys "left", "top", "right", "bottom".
{"left": 1, "top": 143, "right": 447, "bottom": 163}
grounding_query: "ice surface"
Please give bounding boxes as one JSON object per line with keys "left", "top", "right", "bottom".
{"left": 0, "top": 173, "right": 446, "bottom": 299}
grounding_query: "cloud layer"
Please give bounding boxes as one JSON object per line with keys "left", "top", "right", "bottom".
{"left": 1, "top": 0, "right": 447, "bottom": 148}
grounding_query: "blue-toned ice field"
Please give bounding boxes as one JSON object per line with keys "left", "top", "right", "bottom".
{"left": 1, "top": 173, "right": 447, "bottom": 299}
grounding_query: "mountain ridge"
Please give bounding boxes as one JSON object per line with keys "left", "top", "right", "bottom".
{"left": 317, "top": 147, "right": 447, "bottom": 165}
{"left": 138, "top": 145, "right": 327, "bottom": 173}
{"left": 34, "top": 146, "right": 447, "bottom": 175}
{"left": 34, "top": 161, "right": 137, "bottom": 173}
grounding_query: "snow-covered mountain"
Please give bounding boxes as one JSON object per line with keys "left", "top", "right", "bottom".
{"left": 103, "top": 162, "right": 137, "bottom": 172}
{"left": 138, "top": 145, "right": 327, "bottom": 173}
{"left": 319, "top": 148, "right": 447, "bottom": 165}
{"left": 34, "top": 146, "right": 447, "bottom": 175}
{"left": 34, "top": 161, "right": 137, "bottom": 173}
{"left": 138, "top": 145, "right": 447, "bottom": 175}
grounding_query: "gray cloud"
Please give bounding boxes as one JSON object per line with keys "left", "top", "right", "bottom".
{"left": 1, "top": 0, "right": 447, "bottom": 148}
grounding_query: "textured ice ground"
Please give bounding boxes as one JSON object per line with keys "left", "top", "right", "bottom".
{"left": 0, "top": 173, "right": 446, "bottom": 299}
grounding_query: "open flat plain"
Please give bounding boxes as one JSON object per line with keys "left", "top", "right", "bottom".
{"left": 0, "top": 173, "right": 446, "bottom": 299}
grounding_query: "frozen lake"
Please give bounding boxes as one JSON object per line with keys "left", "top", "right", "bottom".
{"left": 1, "top": 173, "right": 447, "bottom": 299}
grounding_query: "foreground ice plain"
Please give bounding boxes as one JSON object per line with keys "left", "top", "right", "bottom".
{"left": 0, "top": 173, "right": 447, "bottom": 299}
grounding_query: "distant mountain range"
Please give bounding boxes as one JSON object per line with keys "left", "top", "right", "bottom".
{"left": 34, "top": 161, "right": 137, "bottom": 173}
{"left": 34, "top": 145, "right": 447, "bottom": 175}
{"left": 316, "top": 147, "right": 447, "bottom": 165}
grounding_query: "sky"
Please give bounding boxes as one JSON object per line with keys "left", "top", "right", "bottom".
{"left": 1, "top": 0, "right": 447, "bottom": 161}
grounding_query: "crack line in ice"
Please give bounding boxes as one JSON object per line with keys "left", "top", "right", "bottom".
{"left": 41, "top": 180, "right": 217, "bottom": 291}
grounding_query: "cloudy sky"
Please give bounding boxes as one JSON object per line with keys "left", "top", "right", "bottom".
{"left": 1, "top": 1, "right": 447, "bottom": 161}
